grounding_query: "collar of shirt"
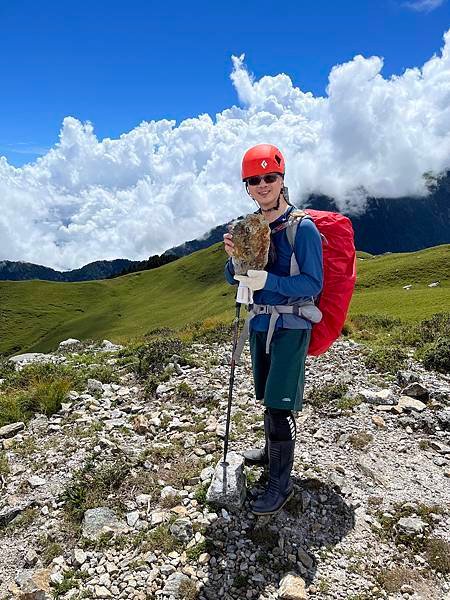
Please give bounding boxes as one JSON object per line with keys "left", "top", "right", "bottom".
{"left": 255, "top": 205, "right": 294, "bottom": 228}
{"left": 269, "top": 205, "right": 295, "bottom": 229}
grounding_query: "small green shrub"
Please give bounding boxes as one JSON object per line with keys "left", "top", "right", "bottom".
{"left": 340, "top": 321, "right": 352, "bottom": 337}
{"left": 0, "top": 452, "right": 9, "bottom": 476}
{"left": 85, "top": 364, "right": 121, "bottom": 384}
{"left": 336, "top": 395, "right": 362, "bottom": 411}
{"left": 194, "top": 482, "right": 209, "bottom": 505}
{"left": 136, "top": 338, "right": 184, "bottom": 378}
{"left": 52, "top": 568, "right": 83, "bottom": 599}
{"left": 418, "top": 312, "right": 450, "bottom": 343}
{"left": 0, "top": 377, "right": 71, "bottom": 428}
{"left": 363, "top": 345, "right": 408, "bottom": 373}
{"left": 0, "top": 395, "right": 24, "bottom": 427}
{"left": 140, "top": 524, "right": 181, "bottom": 553}
{"left": 144, "top": 374, "right": 161, "bottom": 397}
{"left": 61, "top": 458, "right": 131, "bottom": 523}
{"left": 422, "top": 338, "right": 450, "bottom": 374}
{"left": 41, "top": 541, "right": 63, "bottom": 566}
{"left": 1, "top": 362, "right": 82, "bottom": 393}
{"left": 181, "top": 317, "right": 244, "bottom": 345}
{"left": 347, "top": 312, "right": 450, "bottom": 360}
{"left": 0, "top": 359, "right": 15, "bottom": 378}
{"left": 375, "top": 566, "right": 425, "bottom": 594}
{"left": 20, "top": 378, "right": 72, "bottom": 416}
{"left": 186, "top": 540, "right": 206, "bottom": 561}
{"left": 0, "top": 358, "right": 123, "bottom": 427}
{"left": 425, "top": 537, "right": 450, "bottom": 574}
{"left": 177, "top": 381, "right": 195, "bottom": 399}
{"left": 307, "top": 383, "right": 348, "bottom": 409}
{"left": 145, "top": 326, "right": 176, "bottom": 339}
{"left": 178, "top": 579, "right": 199, "bottom": 600}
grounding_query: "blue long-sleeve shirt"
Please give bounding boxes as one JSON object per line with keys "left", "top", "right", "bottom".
{"left": 224, "top": 206, "right": 323, "bottom": 332}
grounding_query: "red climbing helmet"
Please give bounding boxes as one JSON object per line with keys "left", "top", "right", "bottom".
{"left": 241, "top": 144, "right": 285, "bottom": 181}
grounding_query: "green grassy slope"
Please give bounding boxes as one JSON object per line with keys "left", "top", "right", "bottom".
{"left": 1, "top": 244, "right": 448, "bottom": 356}
{"left": 0, "top": 245, "right": 236, "bottom": 355}
{"left": 350, "top": 244, "right": 449, "bottom": 321}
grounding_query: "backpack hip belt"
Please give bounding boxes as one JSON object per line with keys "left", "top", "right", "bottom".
{"left": 233, "top": 301, "right": 322, "bottom": 363}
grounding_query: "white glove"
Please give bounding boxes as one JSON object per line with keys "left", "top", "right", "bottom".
{"left": 234, "top": 269, "right": 268, "bottom": 291}
{"left": 236, "top": 283, "right": 253, "bottom": 305}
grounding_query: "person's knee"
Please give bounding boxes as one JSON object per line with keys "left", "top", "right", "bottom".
{"left": 266, "top": 407, "right": 296, "bottom": 441}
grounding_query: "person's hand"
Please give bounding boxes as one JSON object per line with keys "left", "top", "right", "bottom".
{"left": 234, "top": 270, "right": 268, "bottom": 291}
{"left": 223, "top": 233, "right": 234, "bottom": 258}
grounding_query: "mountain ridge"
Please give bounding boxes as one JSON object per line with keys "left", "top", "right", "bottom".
{"left": 1, "top": 172, "right": 449, "bottom": 281}
{"left": 0, "top": 242, "right": 448, "bottom": 357}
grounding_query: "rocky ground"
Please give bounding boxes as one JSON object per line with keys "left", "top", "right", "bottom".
{"left": 0, "top": 337, "right": 449, "bottom": 600}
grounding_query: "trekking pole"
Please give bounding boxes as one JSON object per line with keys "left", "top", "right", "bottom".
{"left": 222, "top": 300, "right": 241, "bottom": 466}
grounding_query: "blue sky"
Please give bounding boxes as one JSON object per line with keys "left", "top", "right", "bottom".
{"left": 1, "top": 0, "right": 448, "bottom": 166}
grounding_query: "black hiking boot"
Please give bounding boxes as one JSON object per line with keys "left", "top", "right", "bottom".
{"left": 243, "top": 411, "right": 269, "bottom": 466}
{"left": 250, "top": 439, "right": 295, "bottom": 516}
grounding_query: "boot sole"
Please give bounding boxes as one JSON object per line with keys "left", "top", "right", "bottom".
{"left": 250, "top": 489, "right": 294, "bottom": 516}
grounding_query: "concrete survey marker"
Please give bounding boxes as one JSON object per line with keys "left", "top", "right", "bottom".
{"left": 206, "top": 451, "right": 247, "bottom": 511}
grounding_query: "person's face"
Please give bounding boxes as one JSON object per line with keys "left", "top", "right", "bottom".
{"left": 246, "top": 173, "right": 284, "bottom": 208}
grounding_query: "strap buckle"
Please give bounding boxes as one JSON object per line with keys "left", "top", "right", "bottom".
{"left": 253, "top": 304, "right": 271, "bottom": 315}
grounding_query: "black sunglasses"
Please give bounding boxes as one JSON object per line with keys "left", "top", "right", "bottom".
{"left": 246, "top": 173, "right": 280, "bottom": 186}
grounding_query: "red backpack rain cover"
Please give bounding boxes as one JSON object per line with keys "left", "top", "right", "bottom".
{"left": 303, "top": 210, "right": 357, "bottom": 355}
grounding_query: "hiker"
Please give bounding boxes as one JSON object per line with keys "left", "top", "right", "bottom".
{"left": 223, "top": 144, "right": 324, "bottom": 516}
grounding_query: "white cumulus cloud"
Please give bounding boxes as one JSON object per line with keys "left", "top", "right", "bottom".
{"left": 403, "top": 0, "right": 446, "bottom": 12}
{"left": 1, "top": 30, "right": 450, "bottom": 270}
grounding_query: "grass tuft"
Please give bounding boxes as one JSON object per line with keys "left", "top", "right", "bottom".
{"left": 307, "top": 382, "right": 349, "bottom": 410}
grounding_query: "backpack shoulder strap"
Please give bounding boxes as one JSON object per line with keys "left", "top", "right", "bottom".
{"left": 285, "top": 210, "right": 311, "bottom": 275}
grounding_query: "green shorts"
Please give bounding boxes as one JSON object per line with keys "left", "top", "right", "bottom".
{"left": 249, "top": 328, "right": 311, "bottom": 412}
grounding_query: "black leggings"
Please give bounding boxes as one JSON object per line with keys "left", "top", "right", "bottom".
{"left": 266, "top": 407, "right": 297, "bottom": 442}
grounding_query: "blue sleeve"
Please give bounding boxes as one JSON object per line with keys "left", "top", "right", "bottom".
{"left": 224, "top": 257, "right": 238, "bottom": 285}
{"left": 264, "top": 218, "right": 323, "bottom": 298}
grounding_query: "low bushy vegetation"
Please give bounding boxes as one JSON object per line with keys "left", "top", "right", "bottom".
{"left": 375, "top": 566, "right": 420, "bottom": 594}
{"left": 0, "top": 451, "right": 9, "bottom": 476}
{"left": 425, "top": 537, "right": 450, "bottom": 574}
{"left": 0, "top": 371, "right": 72, "bottom": 428}
{"left": 177, "top": 381, "right": 195, "bottom": 399}
{"left": 178, "top": 579, "right": 199, "bottom": 600}
{"left": 138, "top": 522, "right": 182, "bottom": 554}
{"left": 135, "top": 337, "right": 184, "bottom": 378}
{"left": 61, "top": 456, "right": 135, "bottom": 523}
{"left": 347, "top": 311, "right": 450, "bottom": 374}
{"left": 307, "top": 382, "right": 350, "bottom": 410}
{"left": 0, "top": 355, "right": 121, "bottom": 428}
{"left": 363, "top": 345, "right": 408, "bottom": 374}
{"left": 41, "top": 541, "right": 63, "bottom": 566}
{"left": 373, "top": 501, "right": 448, "bottom": 564}
{"left": 422, "top": 338, "right": 450, "bottom": 374}
{"left": 180, "top": 317, "right": 243, "bottom": 345}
